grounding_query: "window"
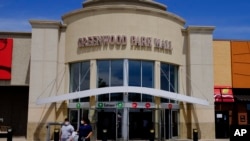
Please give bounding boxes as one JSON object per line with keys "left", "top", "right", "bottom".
{"left": 128, "top": 60, "right": 154, "bottom": 102}
{"left": 97, "top": 60, "right": 123, "bottom": 101}
{"left": 160, "top": 63, "right": 178, "bottom": 103}
{"left": 70, "top": 61, "right": 90, "bottom": 102}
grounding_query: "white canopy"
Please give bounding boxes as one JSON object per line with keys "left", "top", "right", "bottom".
{"left": 36, "top": 86, "right": 210, "bottom": 106}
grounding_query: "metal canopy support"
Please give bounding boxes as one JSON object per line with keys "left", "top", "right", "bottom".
{"left": 36, "top": 86, "right": 210, "bottom": 106}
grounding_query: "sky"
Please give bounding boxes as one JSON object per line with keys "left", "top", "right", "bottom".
{"left": 0, "top": 0, "right": 249, "bottom": 40}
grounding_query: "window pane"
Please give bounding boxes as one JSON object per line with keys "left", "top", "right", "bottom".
{"left": 170, "top": 65, "right": 178, "bottom": 103}
{"left": 161, "top": 63, "right": 170, "bottom": 91}
{"left": 97, "top": 60, "right": 110, "bottom": 87}
{"left": 70, "top": 62, "right": 91, "bottom": 102}
{"left": 80, "top": 61, "right": 90, "bottom": 91}
{"left": 142, "top": 61, "right": 154, "bottom": 102}
{"left": 70, "top": 63, "right": 80, "bottom": 92}
{"left": 98, "top": 94, "right": 109, "bottom": 102}
{"left": 129, "top": 60, "right": 141, "bottom": 86}
{"left": 69, "top": 110, "right": 79, "bottom": 130}
{"left": 142, "top": 94, "right": 153, "bottom": 102}
{"left": 110, "top": 60, "right": 124, "bottom": 101}
{"left": 111, "top": 60, "right": 123, "bottom": 86}
{"left": 170, "top": 65, "right": 177, "bottom": 92}
{"left": 111, "top": 93, "right": 123, "bottom": 101}
{"left": 160, "top": 63, "right": 178, "bottom": 103}
{"left": 70, "top": 63, "right": 80, "bottom": 102}
{"left": 161, "top": 63, "right": 170, "bottom": 103}
{"left": 128, "top": 93, "right": 141, "bottom": 102}
{"left": 80, "top": 61, "right": 90, "bottom": 102}
{"left": 97, "top": 60, "right": 110, "bottom": 101}
{"left": 142, "top": 61, "right": 154, "bottom": 88}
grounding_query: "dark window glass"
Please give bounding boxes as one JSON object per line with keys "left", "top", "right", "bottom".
{"left": 128, "top": 93, "right": 141, "bottom": 102}
{"left": 97, "top": 60, "right": 124, "bottom": 101}
{"left": 80, "top": 62, "right": 90, "bottom": 102}
{"left": 70, "top": 63, "right": 80, "bottom": 92}
{"left": 111, "top": 60, "right": 123, "bottom": 86}
{"left": 161, "top": 63, "right": 170, "bottom": 103}
{"left": 142, "top": 61, "right": 154, "bottom": 88}
{"left": 97, "top": 60, "right": 109, "bottom": 88}
{"left": 129, "top": 60, "right": 141, "bottom": 86}
{"left": 97, "top": 60, "right": 110, "bottom": 101}
{"left": 142, "top": 61, "right": 153, "bottom": 102}
{"left": 170, "top": 65, "right": 178, "bottom": 103}
{"left": 161, "top": 63, "right": 170, "bottom": 91}
{"left": 128, "top": 60, "right": 154, "bottom": 102}
{"left": 111, "top": 93, "right": 123, "bottom": 101}
{"left": 70, "top": 63, "right": 80, "bottom": 102}
{"left": 110, "top": 60, "right": 123, "bottom": 101}
{"left": 160, "top": 63, "right": 178, "bottom": 103}
{"left": 170, "top": 65, "right": 176, "bottom": 92}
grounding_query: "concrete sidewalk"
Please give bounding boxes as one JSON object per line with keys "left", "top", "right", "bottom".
{"left": 0, "top": 137, "right": 230, "bottom": 141}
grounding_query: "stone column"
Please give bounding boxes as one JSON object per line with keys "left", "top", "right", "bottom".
{"left": 181, "top": 26, "right": 215, "bottom": 139}
{"left": 28, "top": 20, "right": 62, "bottom": 141}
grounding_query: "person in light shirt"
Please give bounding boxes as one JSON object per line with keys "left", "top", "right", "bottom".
{"left": 60, "top": 118, "right": 75, "bottom": 141}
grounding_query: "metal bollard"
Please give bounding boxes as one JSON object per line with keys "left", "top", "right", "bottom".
{"left": 149, "top": 129, "right": 154, "bottom": 141}
{"left": 102, "top": 129, "right": 107, "bottom": 141}
{"left": 7, "top": 128, "right": 12, "bottom": 141}
{"left": 193, "top": 129, "right": 198, "bottom": 141}
{"left": 54, "top": 129, "right": 60, "bottom": 141}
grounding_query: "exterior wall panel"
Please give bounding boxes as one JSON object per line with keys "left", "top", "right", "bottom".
{"left": 213, "top": 40, "right": 232, "bottom": 86}
{"left": 231, "top": 41, "right": 250, "bottom": 88}
{"left": 63, "top": 7, "right": 186, "bottom": 66}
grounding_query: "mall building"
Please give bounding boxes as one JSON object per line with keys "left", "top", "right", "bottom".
{"left": 2, "top": 0, "right": 248, "bottom": 141}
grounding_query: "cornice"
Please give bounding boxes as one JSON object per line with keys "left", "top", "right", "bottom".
{"left": 62, "top": 5, "right": 185, "bottom": 26}
{"left": 185, "top": 26, "right": 215, "bottom": 34}
{"left": 29, "top": 20, "right": 62, "bottom": 28}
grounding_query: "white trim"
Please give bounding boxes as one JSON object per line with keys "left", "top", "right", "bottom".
{"left": 36, "top": 86, "right": 210, "bottom": 106}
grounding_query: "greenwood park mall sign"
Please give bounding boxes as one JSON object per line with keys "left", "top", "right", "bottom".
{"left": 78, "top": 35, "right": 172, "bottom": 52}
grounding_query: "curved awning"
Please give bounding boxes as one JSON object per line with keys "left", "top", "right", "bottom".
{"left": 36, "top": 86, "right": 210, "bottom": 106}
{"left": 214, "top": 86, "right": 234, "bottom": 102}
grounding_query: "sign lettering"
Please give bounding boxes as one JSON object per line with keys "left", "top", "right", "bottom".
{"left": 78, "top": 35, "right": 173, "bottom": 53}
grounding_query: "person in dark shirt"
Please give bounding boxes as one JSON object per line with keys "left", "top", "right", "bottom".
{"left": 78, "top": 117, "right": 93, "bottom": 141}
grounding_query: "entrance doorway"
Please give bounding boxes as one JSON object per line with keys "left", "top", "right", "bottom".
{"left": 129, "top": 109, "right": 153, "bottom": 139}
{"left": 96, "top": 108, "right": 122, "bottom": 140}
{"left": 68, "top": 107, "right": 179, "bottom": 140}
{"left": 215, "top": 111, "right": 229, "bottom": 138}
{"left": 158, "top": 109, "right": 179, "bottom": 140}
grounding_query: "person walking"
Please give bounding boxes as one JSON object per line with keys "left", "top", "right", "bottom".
{"left": 78, "top": 117, "right": 93, "bottom": 141}
{"left": 60, "top": 118, "right": 75, "bottom": 141}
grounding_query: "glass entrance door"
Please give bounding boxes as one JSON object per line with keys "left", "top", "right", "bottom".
{"left": 96, "top": 108, "right": 122, "bottom": 140}
{"left": 171, "top": 110, "right": 178, "bottom": 138}
{"left": 215, "top": 111, "right": 229, "bottom": 138}
{"left": 156, "top": 109, "right": 179, "bottom": 140}
{"left": 129, "top": 109, "right": 153, "bottom": 140}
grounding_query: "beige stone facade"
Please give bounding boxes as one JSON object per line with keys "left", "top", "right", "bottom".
{"left": 0, "top": 0, "right": 216, "bottom": 141}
